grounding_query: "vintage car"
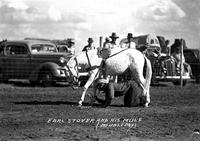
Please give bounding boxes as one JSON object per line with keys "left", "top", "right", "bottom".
{"left": 184, "top": 48, "right": 200, "bottom": 83}
{"left": 120, "top": 34, "right": 191, "bottom": 86}
{"left": 153, "top": 55, "right": 190, "bottom": 86}
{"left": 0, "top": 39, "right": 71, "bottom": 86}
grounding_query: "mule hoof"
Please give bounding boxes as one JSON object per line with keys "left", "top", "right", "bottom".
{"left": 144, "top": 103, "right": 149, "bottom": 107}
{"left": 78, "top": 104, "right": 82, "bottom": 108}
{"left": 78, "top": 100, "right": 82, "bottom": 106}
{"left": 72, "top": 86, "right": 79, "bottom": 89}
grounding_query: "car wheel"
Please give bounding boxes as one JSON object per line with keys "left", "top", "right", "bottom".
{"left": 172, "top": 80, "right": 187, "bottom": 86}
{"left": 39, "top": 71, "right": 54, "bottom": 87}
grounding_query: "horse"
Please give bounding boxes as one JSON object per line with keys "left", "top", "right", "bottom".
{"left": 66, "top": 48, "right": 152, "bottom": 107}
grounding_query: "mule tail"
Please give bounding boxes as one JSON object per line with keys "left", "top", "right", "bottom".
{"left": 143, "top": 55, "right": 152, "bottom": 107}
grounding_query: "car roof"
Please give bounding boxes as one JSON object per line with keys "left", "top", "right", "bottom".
{"left": 5, "top": 40, "right": 56, "bottom": 47}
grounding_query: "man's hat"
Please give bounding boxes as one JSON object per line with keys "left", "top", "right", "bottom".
{"left": 127, "top": 33, "right": 133, "bottom": 39}
{"left": 88, "top": 38, "right": 93, "bottom": 43}
{"left": 97, "top": 79, "right": 108, "bottom": 84}
{"left": 68, "top": 38, "right": 75, "bottom": 44}
{"left": 109, "top": 32, "right": 119, "bottom": 39}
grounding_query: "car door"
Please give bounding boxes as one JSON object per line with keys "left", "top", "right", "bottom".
{"left": 3, "top": 44, "right": 31, "bottom": 79}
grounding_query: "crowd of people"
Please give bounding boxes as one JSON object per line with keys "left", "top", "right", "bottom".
{"left": 58, "top": 32, "right": 138, "bottom": 55}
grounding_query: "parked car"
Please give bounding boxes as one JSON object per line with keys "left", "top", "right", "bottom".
{"left": 0, "top": 39, "right": 71, "bottom": 86}
{"left": 184, "top": 48, "right": 200, "bottom": 83}
{"left": 120, "top": 34, "right": 191, "bottom": 86}
{"left": 153, "top": 55, "right": 190, "bottom": 86}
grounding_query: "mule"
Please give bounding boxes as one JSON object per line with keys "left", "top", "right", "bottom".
{"left": 66, "top": 48, "right": 152, "bottom": 107}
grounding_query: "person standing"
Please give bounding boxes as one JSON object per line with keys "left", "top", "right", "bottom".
{"left": 124, "top": 33, "right": 136, "bottom": 48}
{"left": 171, "top": 45, "right": 192, "bottom": 76}
{"left": 170, "top": 39, "right": 181, "bottom": 55}
{"left": 100, "top": 33, "right": 120, "bottom": 82}
{"left": 107, "top": 32, "right": 120, "bottom": 49}
{"left": 67, "top": 38, "right": 75, "bottom": 55}
{"left": 102, "top": 37, "right": 110, "bottom": 49}
{"left": 101, "top": 33, "right": 120, "bottom": 57}
{"left": 82, "top": 38, "right": 95, "bottom": 52}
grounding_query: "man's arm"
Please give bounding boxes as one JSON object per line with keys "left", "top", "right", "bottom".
{"left": 82, "top": 45, "right": 88, "bottom": 51}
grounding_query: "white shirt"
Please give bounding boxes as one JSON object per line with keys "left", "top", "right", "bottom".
{"left": 103, "top": 42, "right": 119, "bottom": 49}
{"left": 121, "top": 42, "right": 136, "bottom": 48}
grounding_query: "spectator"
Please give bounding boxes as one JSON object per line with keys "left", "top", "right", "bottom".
{"left": 67, "top": 39, "right": 75, "bottom": 55}
{"left": 126, "top": 33, "right": 136, "bottom": 48}
{"left": 171, "top": 46, "right": 192, "bottom": 76}
{"left": 82, "top": 38, "right": 95, "bottom": 52}
{"left": 103, "top": 37, "right": 110, "bottom": 49}
{"left": 105, "top": 32, "right": 119, "bottom": 49}
{"left": 171, "top": 39, "right": 181, "bottom": 55}
{"left": 165, "top": 39, "right": 170, "bottom": 55}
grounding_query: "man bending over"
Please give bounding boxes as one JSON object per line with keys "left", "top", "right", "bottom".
{"left": 94, "top": 79, "right": 147, "bottom": 108}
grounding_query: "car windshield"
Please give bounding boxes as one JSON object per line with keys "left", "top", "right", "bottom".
{"left": 31, "top": 44, "right": 57, "bottom": 53}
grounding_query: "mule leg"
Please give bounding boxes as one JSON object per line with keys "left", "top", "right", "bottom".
{"left": 143, "top": 56, "right": 152, "bottom": 107}
{"left": 78, "top": 87, "right": 88, "bottom": 106}
{"left": 145, "top": 88, "right": 150, "bottom": 107}
{"left": 78, "top": 69, "right": 99, "bottom": 106}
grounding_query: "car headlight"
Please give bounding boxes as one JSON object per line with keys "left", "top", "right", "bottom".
{"left": 59, "top": 57, "right": 66, "bottom": 64}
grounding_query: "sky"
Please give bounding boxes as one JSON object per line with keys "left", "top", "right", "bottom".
{"left": 0, "top": 0, "right": 200, "bottom": 53}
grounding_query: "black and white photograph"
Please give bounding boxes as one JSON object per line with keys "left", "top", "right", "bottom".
{"left": 0, "top": 0, "right": 200, "bottom": 140}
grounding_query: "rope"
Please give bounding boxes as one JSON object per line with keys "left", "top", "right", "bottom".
{"left": 106, "top": 48, "right": 129, "bottom": 59}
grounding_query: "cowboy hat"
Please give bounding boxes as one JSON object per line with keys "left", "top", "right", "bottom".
{"left": 88, "top": 38, "right": 93, "bottom": 43}
{"left": 68, "top": 38, "right": 75, "bottom": 43}
{"left": 127, "top": 33, "right": 133, "bottom": 39}
{"left": 109, "top": 32, "right": 119, "bottom": 39}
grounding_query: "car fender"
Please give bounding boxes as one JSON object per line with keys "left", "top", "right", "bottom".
{"left": 29, "top": 62, "right": 61, "bottom": 81}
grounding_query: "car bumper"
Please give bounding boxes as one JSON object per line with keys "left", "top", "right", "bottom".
{"left": 54, "top": 67, "right": 69, "bottom": 82}
{"left": 155, "top": 75, "right": 191, "bottom": 82}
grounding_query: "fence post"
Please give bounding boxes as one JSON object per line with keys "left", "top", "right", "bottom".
{"left": 99, "top": 36, "right": 103, "bottom": 48}
{"left": 180, "top": 39, "right": 183, "bottom": 88}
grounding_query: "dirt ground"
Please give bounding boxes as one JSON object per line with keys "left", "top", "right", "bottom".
{"left": 0, "top": 80, "right": 200, "bottom": 141}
